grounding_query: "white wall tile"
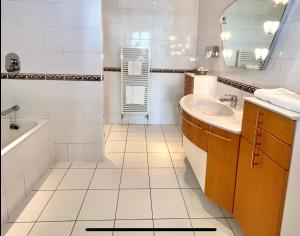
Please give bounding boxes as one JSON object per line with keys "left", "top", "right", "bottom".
{"left": 68, "top": 144, "right": 85, "bottom": 161}
{"left": 1, "top": 0, "right": 104, "bottom": 167}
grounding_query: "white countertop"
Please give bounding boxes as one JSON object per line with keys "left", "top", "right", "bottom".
{"left": 180, "top": 94, "right": 243, "bottom": 134}
{"left": 244, "top": 97, "right": 300, "bottom": 120}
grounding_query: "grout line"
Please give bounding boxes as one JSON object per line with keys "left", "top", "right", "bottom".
{"left": 111, "top": 124, "right": 128, "bottom": 235}
{"left": 161, "top": 124, "right": 196, "bottom": 236}
{"left": 145, "top": 124, "right": 155, "bottom": 231}
{"left": 25, "top": 164, "right": 73, "bottom": 236}
{"left": 69, "top": 161, "right": 98, "bottom": 236}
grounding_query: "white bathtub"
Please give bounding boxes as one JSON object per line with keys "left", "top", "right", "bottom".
{"left": 1, "top": 118, "right": 54, "bottom": 223}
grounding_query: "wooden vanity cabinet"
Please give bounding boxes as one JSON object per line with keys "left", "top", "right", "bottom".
{"left": 205, "top": 126, "right": 240, "bottom": 212}
{"left": 184, "top": 74, "right": 194, "bottom": 95}
{"left": 234, "top": 101, "right": 295, "bottom": 236}
{"left": 181, "top": 111, "right": 240, "bottom": 212}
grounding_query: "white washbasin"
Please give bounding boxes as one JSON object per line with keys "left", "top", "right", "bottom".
{"left": 188, "top": 99, "right": 234, "bottom": 117}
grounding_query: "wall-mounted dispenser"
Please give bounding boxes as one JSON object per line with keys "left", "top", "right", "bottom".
{"left": 205, "top": 46, "right": 219, "bottom": 58}
{"left": 5, "top": 53, "right": 21, "bottom": 73}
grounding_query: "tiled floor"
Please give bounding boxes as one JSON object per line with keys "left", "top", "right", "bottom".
{"left": 2, "top": 124, "right": 244, "bottom": 236}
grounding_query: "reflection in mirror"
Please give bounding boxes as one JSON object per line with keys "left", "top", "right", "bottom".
{"left": 220, "top": 0, "right": 293, "bottom": 70}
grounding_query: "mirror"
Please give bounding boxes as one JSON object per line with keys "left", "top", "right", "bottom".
{"left": 220, "top": 0, "right": 293, "bottom": 70}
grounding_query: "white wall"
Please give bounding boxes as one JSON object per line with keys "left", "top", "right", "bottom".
{"left": 196, "top": 0, "right": 300, "bottom": 94}
{"left": 104, "top": 71, "right": 184, "bottom": 124}
{"left": 102, "top": 0, "right": 200, "bottom": 124}
{"left": 1, "top": 0, "right": 102, "bottom": 74}
{"left": 1, "top": 0, "right": 104, "bottom": 162}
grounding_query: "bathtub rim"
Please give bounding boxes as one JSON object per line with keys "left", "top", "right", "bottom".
{"left": 1, "top": 118, "right": 51, "bottom": 158}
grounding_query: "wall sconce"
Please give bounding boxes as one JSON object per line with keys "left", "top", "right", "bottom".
{"left": 255, "top": 48, "right": 269, "bottom": 61}
{"left": 222, "top": 49, "right": 233, "bottom": 59}
{"left": 273, "top": 0, "right": 289, "bottom": 5}
{"left": 264, "top": 21, "right": 280, "bottom": 35}
{"left": 205, "top": 46, "right": 219, "bottom": 58}
{"left": 221, "top": 32, "right": 231, "bottom": 41}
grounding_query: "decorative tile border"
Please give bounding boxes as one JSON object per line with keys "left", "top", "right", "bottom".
{"left": 1, "top": 72, "right": 259, "bottom": 93}
{"left": 217, "top": 76, "right": 259, "bottom": 94}
{"left": 104, "top": 67, "right": 195, "bottom": 73}
{"left": 1, "top": 73, "right": 102, "bottom": 81}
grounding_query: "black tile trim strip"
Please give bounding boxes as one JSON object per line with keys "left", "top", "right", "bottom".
{"left": 104, "top": 67, "right": 195, "bottom": 73}
{"left": 217, "top": 76, "right": 259, "bottom": 94}
{"left": 1, "top": 73, "right": 102, "bottom": 81}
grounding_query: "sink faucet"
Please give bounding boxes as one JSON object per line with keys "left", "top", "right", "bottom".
{"left": 219, "top": 94, "right": 238, "bottom": 108}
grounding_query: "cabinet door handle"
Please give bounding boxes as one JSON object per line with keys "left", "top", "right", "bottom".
{"left": 205, "top": 130, "right": 231, "bottom": 142}
{"left": 251, "top": 110, "right": 260, "bottom": 168}
{"left": 182, "top": 116, "right": 202, "bottom": 130}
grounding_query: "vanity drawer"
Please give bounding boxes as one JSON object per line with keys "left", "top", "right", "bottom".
{"left": 182, "top": 113, "right": 208, "bottom": 151}
{"left": 183, "top": 111, "right": 209, "bottom": 130}
{"left": 243, "top": 101, "right": 295, "bottom": 145}
{"left": 241, "top": 120, "right": 292, "bottom": 170}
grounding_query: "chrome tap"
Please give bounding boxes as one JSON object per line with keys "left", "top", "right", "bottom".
{"left": 1, "top": 105, "right": 20, "bottom": 116}
{"left": 219, "top": 95, "right": 238, "bottom": 108}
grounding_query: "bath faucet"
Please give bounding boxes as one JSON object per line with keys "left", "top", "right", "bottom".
{"left": 219, "top": 95, "right": 238, "bottom": 108}
{"left": 1, "top": 105, "right": 20, "bottom": 116}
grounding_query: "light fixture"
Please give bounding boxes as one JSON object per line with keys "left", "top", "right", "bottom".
{"left": 222, "top": 49, "right": 233, "bottom": 59}
{"left": 264, "top": 21, "right": 280, "bottom": 35}
{"left": 273, "top": 0, "right": 289, "bottom": 5}
{"left": 255, "top": 48, "right": 269, "bottom": 61}
{"left": 221, "top": 32, "right": 231, "bottom": 41}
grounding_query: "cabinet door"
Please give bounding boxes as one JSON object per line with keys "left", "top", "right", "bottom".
{"left": 205, "top": 126, "right": 240, "bottom": 212}
{"left": 234, "top": 138, "right": 288, "bottom": 236}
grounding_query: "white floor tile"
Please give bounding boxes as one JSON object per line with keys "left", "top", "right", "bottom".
{"left": 52, "top": 161, "right": 72, "bottom": 169}
{"left": 164, "top": 133, "right": 182, "bottom": 142}
{"left": 107, "top": 132, "right": 127, "bottom": 141}
{"left": 149, "top": 169, "right": 179, "bottom": 188}
{"left": 34, "top": 169, "right": 67, "bottom": 190}
{"left": 128, "top": 125, "right": 145, "bottom": 132}
{"left": 191, "top": 218, "right": 234, "bottom": 236}
{"left": 123, "top": 157, "right": 148, "bottom": 169}
{"left": 175, "top": 169, "right": 200, "bottom": 188}
{"left": 58, "top": 169, "right": 94, "bottom": 190}
{"left": 90, "top": 169, "right": 121, "bottom": 189}
{"left": 170, "top": 153, "right": 191, "bottom": 168}
{"left": 147, "top": 142, "right": 168, "bottom": 153}
{"left": 154, "top": 219, "right": 193, "bottom": 236}
{"left": 28, "top": 222, "right": 74, "bottom": 236}
{"left": 116, "top": 189, "right": 152, "bottom": 219}
{"left": 2, "top": 223, "right": 33, "bottom": 236}
{"left": 71, "top": 220, "right": 114, "bottom": 236}
{"left": 167, "top": 142, "right": 183, "bottom": 152}
{"left": 78, "top": 190, "right": 118, "bottom": 220}
{"left": 126, "top": 141, "right": 147, "bottom": 153}
{"left": 124, "top": 153, "right": 147, "bottom": 158}
{"left": 105, "top": 141, "right": 126, "bottom": 153}
{"left": 148, "top": 153, "right": 172, "bottom": 168}
{"left": 8, "top": 191, "right": 53, "bottom": 223}
{"left": 145, "top": 125, "right": 162, "bottom": 132}
{"left": 114, "top": 220, "right": 154, "bottom": 236}
{"left": 38, "top": 190, "right": 85, "bottom": 221}
{"left": 162, "top": 125, "right": 180, "bottom": 133}
{"left": 71, "top": 161, "right": 98, "bottom": 169}
{"left": 111, "top": 125, "right": 128, "bottom": 132}
{"left": 151, "top": 189, "right": 188, "bottom": 219}
{"left": 182, "top": 189, "right": 223, "bottom": 218}
{"left": 121, "top": 169, "right": 149, "bottom": 189}
{"left": 98, "top": 153, "right": 124, "bottom": 169}
{"left": 227, "top": 218, "right": 244, "bottom": 236}
{"left": 127, "top": 132, "right": 146, "bottom": 141}
{"left": 146, "top": 132, "right": 165, "bottom": 141}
